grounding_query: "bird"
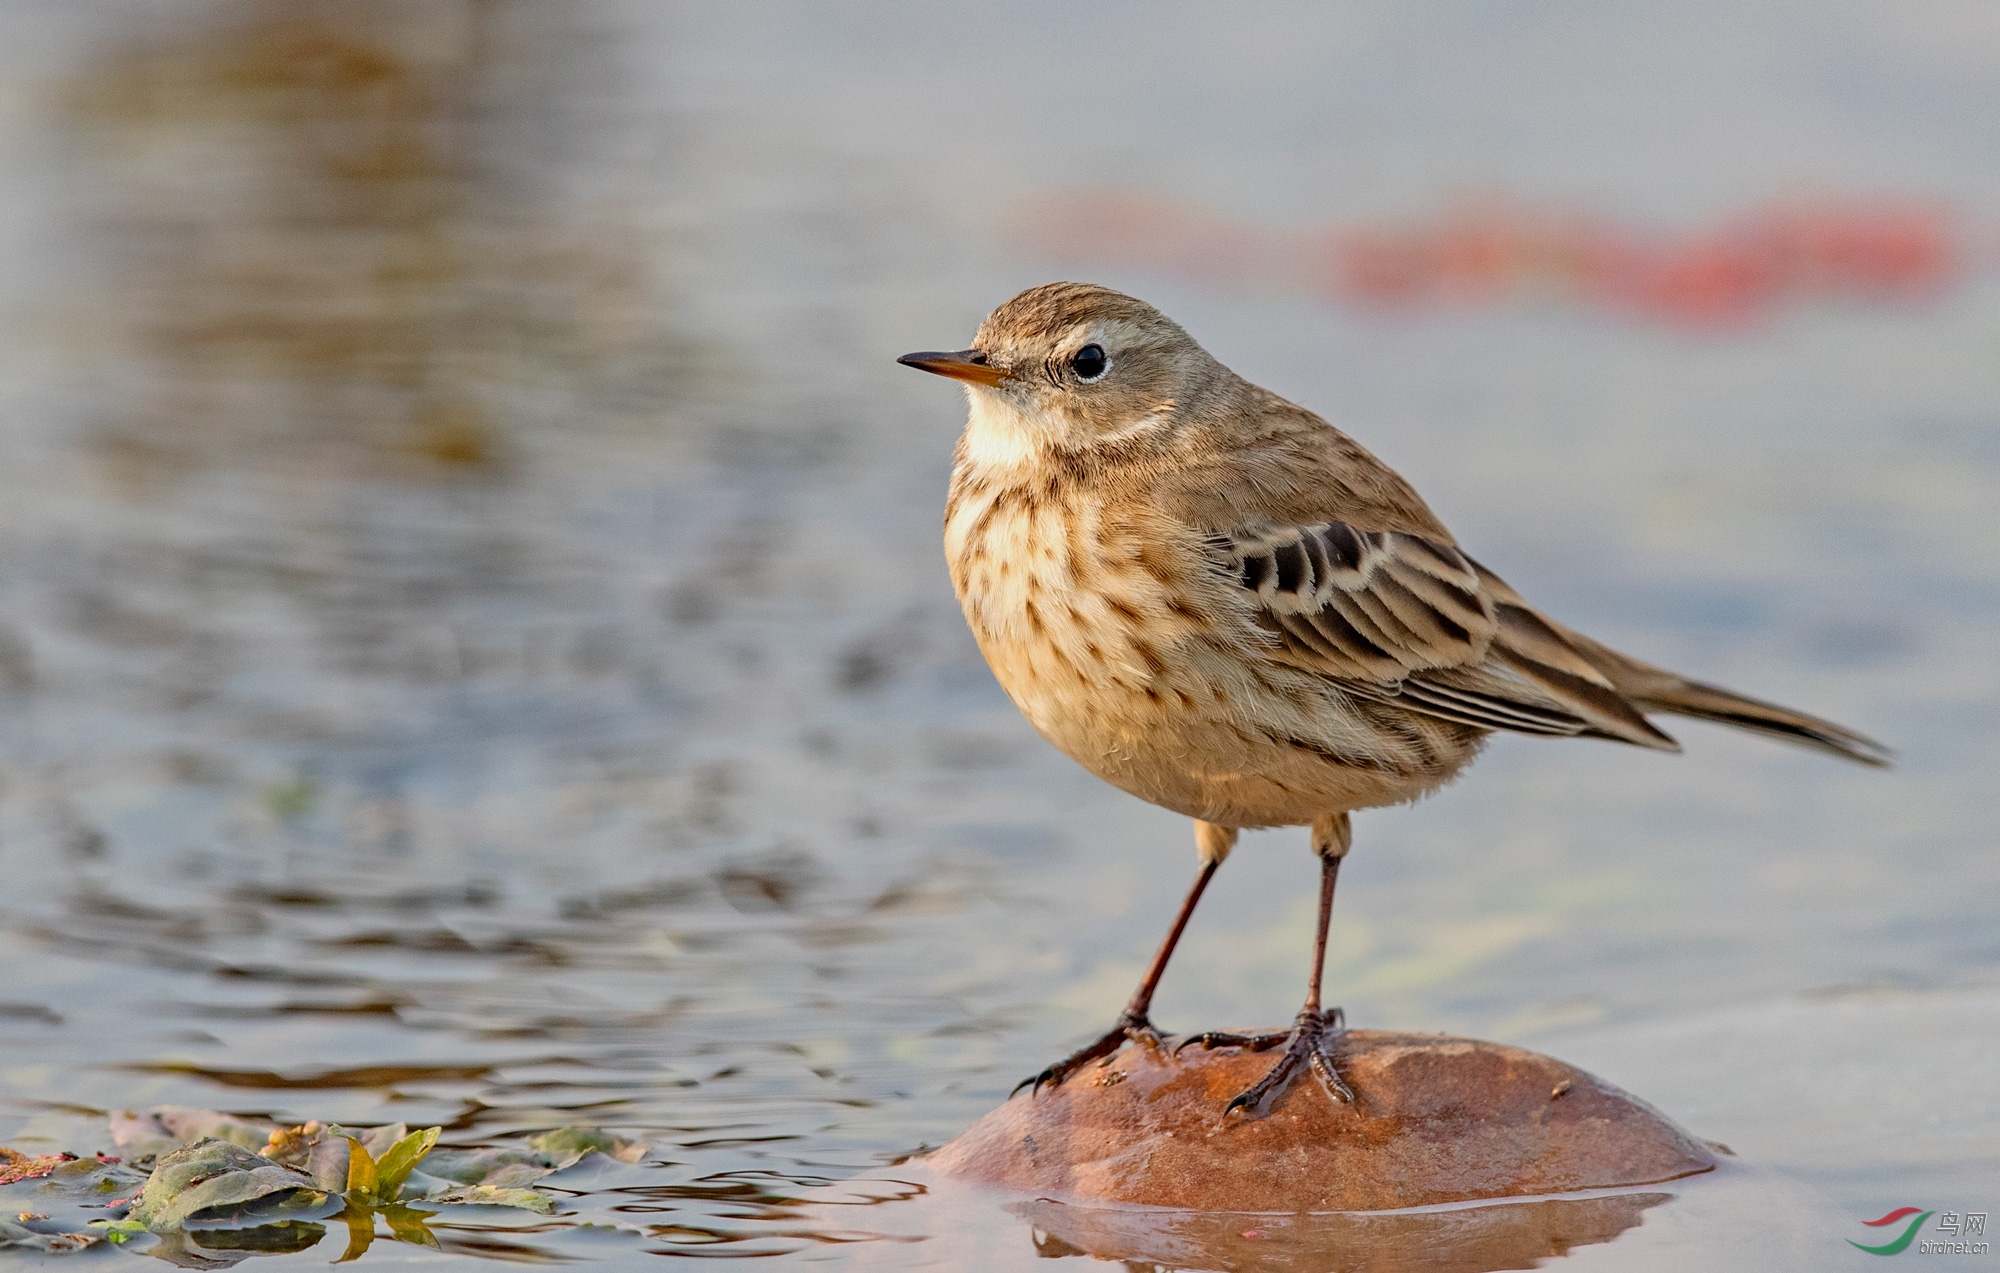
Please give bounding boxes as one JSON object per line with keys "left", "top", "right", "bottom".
{"left": 897, "top": 282, "right": 1890, "bottom": 1115}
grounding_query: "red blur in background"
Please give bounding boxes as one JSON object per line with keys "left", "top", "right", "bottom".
{"left": 1020, "top": 191, "right": 1962, "bottom": 330}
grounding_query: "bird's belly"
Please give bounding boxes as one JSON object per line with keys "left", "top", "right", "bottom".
{"left": 974, "top": 615, "right": 1477, "bottom": 828}
{"left": 945, "top": 479, "right": 1481, "bottom": 827}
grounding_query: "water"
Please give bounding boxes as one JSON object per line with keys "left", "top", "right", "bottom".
{"left": 0, "top": 2, "right": 1995, "bottom": 1267}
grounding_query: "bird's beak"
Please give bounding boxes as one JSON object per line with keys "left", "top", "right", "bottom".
{"left": 896, "top": 348, "right": 1010, "bottom": 387}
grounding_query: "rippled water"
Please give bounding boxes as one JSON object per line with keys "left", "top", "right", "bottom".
{"left": 1, "top": 2, "right": 1996, "bottom": 1268}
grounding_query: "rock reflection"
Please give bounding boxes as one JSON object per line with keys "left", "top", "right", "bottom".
{"left": 1016, "top": 1191, "right": 1671, "bottom": 1273}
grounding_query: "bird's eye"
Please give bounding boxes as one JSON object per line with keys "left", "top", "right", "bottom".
{"left": 1070, "top": 344, "right": 1108, "bottom": 382}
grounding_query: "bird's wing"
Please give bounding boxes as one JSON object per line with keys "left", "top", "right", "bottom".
{"left": 1211, "top": 522, "right": 1679, "bottom": 751}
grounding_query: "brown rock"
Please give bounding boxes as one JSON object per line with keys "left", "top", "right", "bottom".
{"left": 927, "top": 1030, "right": 1717, "bottom": 1212}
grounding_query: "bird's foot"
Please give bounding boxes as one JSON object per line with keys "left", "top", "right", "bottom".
{"left": 1178, "top": 1007, "right": 1352, "bottom": 1113}
{"left": 1012, "top": 1011, "right": 1162, "bottom": 1098}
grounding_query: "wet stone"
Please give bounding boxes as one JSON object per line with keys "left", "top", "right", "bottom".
{"left": 927, "top": 1030, "right": 1719, "bottom": 1212}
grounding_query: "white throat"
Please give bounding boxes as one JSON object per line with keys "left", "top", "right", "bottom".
{"left": 958, "top": 389, "right": 1054, "bottom": 476}
{"left": 957, "top": 389, "right": 1171, "bottom": 477}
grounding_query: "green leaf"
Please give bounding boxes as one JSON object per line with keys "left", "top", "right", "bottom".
{"left": 424, "top": 1184, "right": 556, "bottom": 1213}
{"left": 526, "top": 1127, "right": 649, "bottom": 1167}
{"left": 372, "top": 1127, "right": 440, "bottom": 1201}
{"left": 415, "top": 1146, "right": 550, "bottom": 1187}
{"left": 357, "top": 1123, "right": 408, "bottom": 1161}
{"left": 127, "top": 1139, "right": 330, "bottom": 1233}
{"left": 88, "top": 1217, "right": 149, "bottom": 1245}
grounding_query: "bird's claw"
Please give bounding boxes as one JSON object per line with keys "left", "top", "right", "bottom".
{"left": 1207, "top": 1007, "right": 1353, "bottom": 1114}
{"left": 1174, "top": 1028, "right": 1287, "bottom": 1056}
{"left": 1174, "top": 1007, "right": 1344, "bottom": 1057}
{"left": 1011, "top": 1011, "right": 1161, "bottom": 1098}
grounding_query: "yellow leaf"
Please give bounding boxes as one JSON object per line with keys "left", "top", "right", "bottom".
{"left": 344, "top": 1137, "right": 379, "bottom": 1200}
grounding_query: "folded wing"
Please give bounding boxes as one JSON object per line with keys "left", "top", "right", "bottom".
{"left": 1214, "top": 522, "right": 1680, "bottom": 751}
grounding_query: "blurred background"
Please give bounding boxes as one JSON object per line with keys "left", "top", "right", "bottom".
{"left": 0, "top": 1, "right": 1994, "bottom": 1265}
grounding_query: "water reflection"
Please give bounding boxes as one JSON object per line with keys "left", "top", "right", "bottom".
{"left": 157, "top": 1221, "right": 330, "bottom": 1269}
{"left": 1017, "top": 1191, "right": 1670, "bottom": 1273}
{"left": 7, "top": 0, "right": 965, "bottom": 1262}
{"left": 63, "top": 0, "right": 693, "bottom": 489}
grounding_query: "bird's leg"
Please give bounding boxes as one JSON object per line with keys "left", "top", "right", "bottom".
{"left": 1181, "top": 813, "right": 1355, "bottom": 1113}
{"left": 1014, "top": 823, "right": 1234, "bottom": 1097}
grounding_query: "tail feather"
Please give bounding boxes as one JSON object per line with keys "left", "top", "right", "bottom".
{"left": 1554, "top": 625, "right": 1894, "bottom": 768}
{"left": 1455, "top": 556, "right": 1888, "bottom": 765}
{"left": 1628, "top": 677, "right": 1893, "bottom": 767}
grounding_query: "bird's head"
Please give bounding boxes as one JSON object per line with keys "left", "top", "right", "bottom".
{"left": 899, "top": 283, "right": 1228, "bottom": 467}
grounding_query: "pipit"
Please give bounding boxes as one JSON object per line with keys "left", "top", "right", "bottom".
{"left": 899, "top": 282, "right": 1890, "bottom": 1114}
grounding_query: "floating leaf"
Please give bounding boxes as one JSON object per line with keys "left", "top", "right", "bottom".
{"left": 1, "top": 1216, "right": 102, "bottom": 1256}
{"left": 394, "top": 1126, "right": 647, "bottom": 1213}
{"left": 424, "top": 1184, "right": 556, "bottom": 1214}
{"left": 416, "top": 1146, "right": 551, "bottom": 1188}
{"left": 400, "top": 1155, "right": 560, "bottom": 1213}
{"left": 526, "top": 1127, "right": 650, "bottom": 1168}
{"left": 87, "top": 1217, "right": 148, "bottom": 1244}
{"left": 372, "top": 1127, "right": 440, "bottom": 1200}
{"left": 75, "top": 1116, "right": 587, "bottom": 1224}
{"left": 341, "top": 1125, "right": 439, "bottom": 1205}
{"left": 256, "top": 1119, "right": 354, "bottom": 1191}
{"left": 0, "top": 1217, "right": 99, "bottom": 1253}
{"left": 127, "top": 1139, "right": 332, "bottom": 1232}
{"left": 306, "top": 1133, "right": 352, "bottom": 1192}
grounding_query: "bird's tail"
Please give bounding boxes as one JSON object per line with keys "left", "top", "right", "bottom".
{"left": 1555, "top": 625, "right": 1894, "bottom": 767}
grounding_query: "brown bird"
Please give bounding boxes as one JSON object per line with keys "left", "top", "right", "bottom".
{"left": 899, "top": 282, "right": 1890, "bottom": 1114}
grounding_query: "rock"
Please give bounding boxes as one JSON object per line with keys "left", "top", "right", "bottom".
{"left": 927, "top": 1030, "right": 1719, "bottom": 1212}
